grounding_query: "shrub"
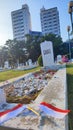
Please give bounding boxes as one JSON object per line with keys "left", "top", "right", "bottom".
{"left": 38, "top": 55, "right": 43, "bottom": 66}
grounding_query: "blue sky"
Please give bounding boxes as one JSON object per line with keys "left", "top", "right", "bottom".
{"left": 0, "top": 0, "right": 71, "bottom": 46}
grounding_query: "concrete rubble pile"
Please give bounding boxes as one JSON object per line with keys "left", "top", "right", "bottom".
{"left": 4, "top": 70, "right": 56, "bottom": 103}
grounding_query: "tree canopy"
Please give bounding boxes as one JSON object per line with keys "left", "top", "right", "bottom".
{"left": 0, "top": 33, "right": 63, "bottom": 68}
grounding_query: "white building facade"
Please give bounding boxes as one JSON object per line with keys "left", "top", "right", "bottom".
{"left": 11, "top": 4, "right": 32, "bottom": 41}
{"left": 40, "top": 7, "right": 60, "bottom": 36}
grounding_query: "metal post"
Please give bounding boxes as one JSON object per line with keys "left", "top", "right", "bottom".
{"left": 70, "top": 8, "right": 73, "bottom": 33}
{"left": 68, "top": 1, "right": 73, "bottom": 33}
{"left": 68, "top": 31, "right": 71, "bottom": 61}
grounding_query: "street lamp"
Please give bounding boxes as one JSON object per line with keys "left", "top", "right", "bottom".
{"left": 67, "top": 25, "right": 71, "bottom": 60}
{"left": 68, "top": 1, "right": 73, "bottom": 33}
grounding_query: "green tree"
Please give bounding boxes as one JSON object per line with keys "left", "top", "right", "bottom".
{"left": 25, "top": 33, "right": 63, "bottom": 61}
{"left": 0, "top": 33, "right": 63, "bottom": 68}
{"left": 25, "top": 35, "right": 41, "bottom": 62}
{"left": 5, "top": 39, "right": 27, "bottom": 67}
{"left": 0, "top": 46, "right": 9, "bottom": 67}
{"left": 42, "top": 34, "right": 63, "bottom": 58}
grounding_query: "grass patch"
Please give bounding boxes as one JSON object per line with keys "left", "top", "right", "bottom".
{"left": 0, "top": 66, "right": 41, "bottom": 82}
{"left": 66, "top": 63, "right": 73, "bottom": 130}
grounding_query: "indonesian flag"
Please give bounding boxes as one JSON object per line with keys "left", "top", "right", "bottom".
{"left": 0, "top": 104, "right": 26, "bottom": 124}
{"left": 39, "top": 102, "right": 70, "bottom": 119}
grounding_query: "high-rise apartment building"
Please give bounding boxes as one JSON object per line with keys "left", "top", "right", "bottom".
{"left": 11, "top": 4, "right": 32, "bottom": 41}
{"left": 40, "top": 7, "right": 60, "bottom": 36}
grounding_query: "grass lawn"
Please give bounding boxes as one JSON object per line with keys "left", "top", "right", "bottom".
{"left": 66, "top": 63, "right": 73, "bottom": 130}
{"left": 0, "top": 66, "right": 41, "bottom": 82}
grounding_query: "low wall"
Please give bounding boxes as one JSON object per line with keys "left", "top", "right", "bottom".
{"left": 29, "top": 67, "right": 68, "bottom": 130}
{"left": 0, "top": 126, "right": 25, "bottom": 130}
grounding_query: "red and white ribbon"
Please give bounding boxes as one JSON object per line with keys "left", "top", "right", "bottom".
{"left": 0, "top": 104, "right": 26, "bottom": 124}
{"left": 39, "top": 102, "right": 70, "bottom": 119}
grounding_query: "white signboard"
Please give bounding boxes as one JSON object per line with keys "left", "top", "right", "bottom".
{"left": 40, "top": 41, "right": 54, "bottom": 67}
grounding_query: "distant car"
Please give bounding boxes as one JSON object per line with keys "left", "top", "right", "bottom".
{"left": 62, "top": 55, "right": 68, "bottom": 62}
